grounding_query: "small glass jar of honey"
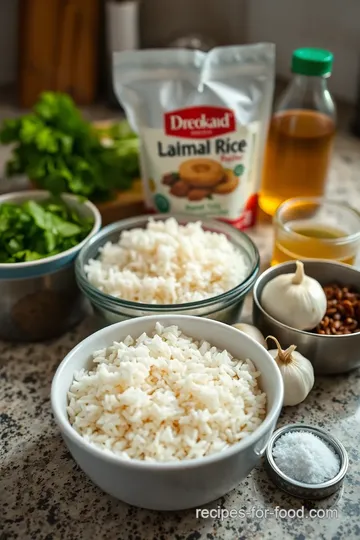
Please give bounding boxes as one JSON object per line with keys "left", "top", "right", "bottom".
{"left": 272, "top": 197, "right": 360, "bottom": 266}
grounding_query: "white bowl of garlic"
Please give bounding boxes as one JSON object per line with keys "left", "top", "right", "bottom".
{"left": 252, "top": 259, "right": 360, "bottom": 376}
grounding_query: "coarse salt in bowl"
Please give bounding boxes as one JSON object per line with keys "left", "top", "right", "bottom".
{"left": 265, "top": 424, "right": 349, "bottom": 500}
{"left": 75, "top": 214, "right": 260, "bottom": 325}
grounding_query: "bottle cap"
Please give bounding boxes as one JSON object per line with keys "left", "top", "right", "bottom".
{"left": 291, "top": 48, "right": 333, "bottom": 76}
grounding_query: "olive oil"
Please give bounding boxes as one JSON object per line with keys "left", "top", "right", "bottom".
{"left": 272, "top": 224, "right": 356, "bottom": 265}
{"left": 259, "top": 110, "right": 335, "bottom": 216}
{"left": 292, "top": 225, "right": 343, "bottom": 239}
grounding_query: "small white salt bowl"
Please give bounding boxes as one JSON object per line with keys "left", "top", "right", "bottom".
{"left": 265, "top": 424, "right": 349, "bottom": 500}
{"left": 51, "top": 315, "right": 283, "bottom": 510}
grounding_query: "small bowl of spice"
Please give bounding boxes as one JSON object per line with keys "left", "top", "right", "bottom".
{"left": 265, "top": 424, "right": 348, "bottom": 500}
{"left": 314, "top": 282, "right": 360, "bottom": 335}
{"left": 253, "top": 259, "right": 360, "bottom": 373}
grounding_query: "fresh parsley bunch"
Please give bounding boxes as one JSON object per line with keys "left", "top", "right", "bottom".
{"left": 0, "top": 92, "right": 140, "bottom": 201}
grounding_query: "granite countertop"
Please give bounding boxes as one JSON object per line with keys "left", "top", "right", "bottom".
{"left": 1, "top": 132, "right": 360, "bottom": 540}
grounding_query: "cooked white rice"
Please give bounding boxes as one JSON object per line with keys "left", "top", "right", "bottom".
{"left": 84, "top": 218, "right": 248, "bottom": 304}
{"left": 67, "top": 323, "right": 267, "bottom": 462}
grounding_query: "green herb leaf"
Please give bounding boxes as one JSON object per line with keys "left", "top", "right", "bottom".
{"left": 0, "top": 197, "right": 93, "bottom": 263}
{"left": 0, "top": 92, "right": 140, "bottom": 201}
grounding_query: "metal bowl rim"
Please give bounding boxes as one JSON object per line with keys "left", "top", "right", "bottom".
{"left": 265, "top": 423, "right": 349, "bottom": 490}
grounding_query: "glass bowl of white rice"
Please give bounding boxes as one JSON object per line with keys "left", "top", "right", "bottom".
{"left": 75, "top": 214, "right": 259, "bottom": 325}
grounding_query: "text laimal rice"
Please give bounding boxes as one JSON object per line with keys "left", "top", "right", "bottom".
{"left": 84, "top": 218, "right": 249, "bottom": 304}
{"left": 67, "top": 323, "right": 266, "bottom": 462}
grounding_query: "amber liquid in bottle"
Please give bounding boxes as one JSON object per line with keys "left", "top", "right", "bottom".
{"left": 259, "top": 110, "right": 336, "bottom": 216}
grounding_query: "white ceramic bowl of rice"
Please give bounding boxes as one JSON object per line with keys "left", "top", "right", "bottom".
{"left": 51, "top": 315, "right": 283, "bottom": 510}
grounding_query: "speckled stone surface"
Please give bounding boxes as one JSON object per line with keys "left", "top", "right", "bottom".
{"left": 1, "top": 133, "right": 360, "bottom": 540}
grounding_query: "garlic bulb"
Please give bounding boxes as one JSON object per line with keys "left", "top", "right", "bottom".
{"left": 267, "top": 336, "right": 314, "bottom": 406}
{"left": 232, "top": 323, "right": 267, "bottom": 348}
{"left": 261, "top": 260, "right": 327, "bottom": 330}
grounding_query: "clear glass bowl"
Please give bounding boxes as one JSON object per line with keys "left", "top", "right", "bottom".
{"left": 272, "top": 197, "right": 360, "bottom": 266}
{"left": 76, "top": 214, "right": 260, "bottom": 326}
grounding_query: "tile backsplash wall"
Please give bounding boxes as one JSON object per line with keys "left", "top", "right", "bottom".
{"left": 0, "top": 0, "right": 359, "bottom": 104}
{"left": 140, "top": 0, "right": 247, "bottom": 48}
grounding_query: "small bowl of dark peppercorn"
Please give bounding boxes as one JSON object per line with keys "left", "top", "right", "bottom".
{"left": 253, "top": 260, "right": 360, "bottom": 374}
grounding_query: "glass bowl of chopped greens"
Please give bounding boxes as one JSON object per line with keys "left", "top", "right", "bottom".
{"left": 0, "top": 190, "right": 101, "bottom": 341}
{"left": 75, "top": 214, "right": 259, "bottom": 326}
